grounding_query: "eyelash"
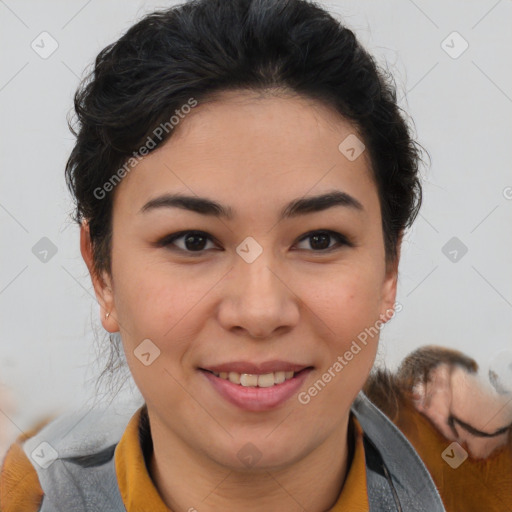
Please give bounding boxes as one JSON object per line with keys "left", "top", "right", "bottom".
{"left": 157, "top": 229, "right": 352, "bottom": 255}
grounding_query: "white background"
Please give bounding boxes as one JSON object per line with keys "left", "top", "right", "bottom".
{"left": 1, "top": 0, "right": 511, "bottom": 454}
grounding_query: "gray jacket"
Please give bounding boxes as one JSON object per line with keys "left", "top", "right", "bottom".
{"left": 22, "top": 392, "right": 446, "bottom": 511}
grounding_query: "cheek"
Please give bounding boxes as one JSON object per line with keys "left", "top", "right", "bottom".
{"left": 111, "top": 254, "right": 199, "bottom": 343}
{"left": 111, "top": 262, "right": 199, "bottom": 401}
{"left": 304, "top": 265, "right": 385, "bottom": 341}
{"left": 298, "top": 265, "right": 384, "bottom": 401}
{"left": 315, "top": 275, "right": 382, "bottom": 388}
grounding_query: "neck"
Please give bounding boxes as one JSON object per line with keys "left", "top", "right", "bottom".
{"left": 145, "top": 410, "right": 353, "bottom": 512}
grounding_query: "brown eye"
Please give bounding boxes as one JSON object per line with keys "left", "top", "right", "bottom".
{"left": 159, "top": 230, "right": 216, "bottom": 253}
{"left": 295, "top": 230, "right": 351, "bottom": 252}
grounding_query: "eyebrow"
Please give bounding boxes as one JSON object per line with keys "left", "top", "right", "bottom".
{"left": 139, "top": 190, "right": 363, "bottom": 220}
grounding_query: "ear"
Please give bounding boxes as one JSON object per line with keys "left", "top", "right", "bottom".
{"left": 379, "top": 233, "right": 402, "bottom": 323}
{"left": 80, "top": 220, "right": 119, "bottom": 333}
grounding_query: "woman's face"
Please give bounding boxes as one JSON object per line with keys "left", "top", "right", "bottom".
{"left": 84, "top": 90, "right": 398, "bottom": 469}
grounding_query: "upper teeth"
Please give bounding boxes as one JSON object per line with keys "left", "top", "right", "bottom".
{"left": 212, "top": 370, "right": 295, "bottom": 387}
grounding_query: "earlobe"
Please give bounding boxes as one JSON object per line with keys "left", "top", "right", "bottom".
{"left": 79, "top": 220, "right": 119, "bottom": 333}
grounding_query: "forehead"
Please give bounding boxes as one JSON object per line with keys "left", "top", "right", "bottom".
{"left": 113, "top": 90, "right": 378, "bottom": 219}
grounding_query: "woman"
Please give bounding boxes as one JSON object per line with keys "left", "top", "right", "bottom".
{"left": 1, "top": 0, "right": 510, "bottom": 511}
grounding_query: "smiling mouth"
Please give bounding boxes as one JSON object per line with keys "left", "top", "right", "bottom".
{"left": 200, "top": 368, "right": 312, "bottom": 388}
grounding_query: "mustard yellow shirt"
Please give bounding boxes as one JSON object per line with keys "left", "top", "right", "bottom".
{"left": 0, "top": 406, "right": 369, "bottom": 511}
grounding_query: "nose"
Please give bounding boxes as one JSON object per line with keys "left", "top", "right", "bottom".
{"left": 217, "top": 253, "right": 300, "bottom": 340}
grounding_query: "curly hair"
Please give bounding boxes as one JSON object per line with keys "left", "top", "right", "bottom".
{"left": 65, "top": 0, "right": 425, "bottom": 282}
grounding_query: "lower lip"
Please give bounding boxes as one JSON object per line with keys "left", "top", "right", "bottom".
{"left": 200, "top": 368, "right": 312, "bottom": 412}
